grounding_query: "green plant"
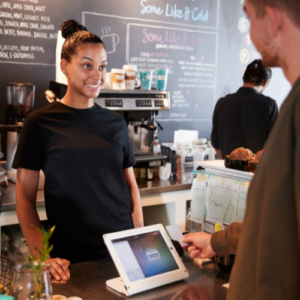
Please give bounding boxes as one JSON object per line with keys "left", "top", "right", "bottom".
{"left": 27, "top": 226, "right": 55, "bottom": 299}
{"left": 28, "top": 226, "right": 55, "bottom": 264}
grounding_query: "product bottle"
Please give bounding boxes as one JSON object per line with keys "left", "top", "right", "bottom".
{"left": 153, "top": 137, "right": 161, "bottom": 155}
{"left": 176, "top": 154, "right": 182, "bottom": 180}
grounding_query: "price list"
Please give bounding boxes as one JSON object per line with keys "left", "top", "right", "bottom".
{"left": 0, "top": 0, "right": 57, "bottom": 65}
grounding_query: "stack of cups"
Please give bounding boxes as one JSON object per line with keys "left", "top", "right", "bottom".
{"left": 111, "top": 69, "right": 125, "bottom": 90}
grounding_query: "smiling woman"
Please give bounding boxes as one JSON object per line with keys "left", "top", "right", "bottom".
{"left": 13, "top": 20, "right": 144, "bottom": 282}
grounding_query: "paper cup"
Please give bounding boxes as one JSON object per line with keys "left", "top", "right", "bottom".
{"left": 123, "top": 65, "right": 138, "bottom": 90}
{"left": 111, "top": 68, "right": 125, "bottom": 90}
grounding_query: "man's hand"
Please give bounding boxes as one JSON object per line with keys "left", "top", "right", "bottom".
{"left": 47, "top": 258, "right": 70, "bottom": 281}
{"left": 182, "top": 232, "right": 216, "bottom": 259}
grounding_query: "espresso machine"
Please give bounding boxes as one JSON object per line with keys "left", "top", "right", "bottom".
{"left": 6, "top": 83, "right": 35, "bottom": 182}
{"left": 94, "top": 89, "right": 170, "bottom": 169}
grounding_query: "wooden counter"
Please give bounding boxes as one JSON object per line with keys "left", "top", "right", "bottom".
{"left": 52, "top": 258, "right": 229, "bottom": 300}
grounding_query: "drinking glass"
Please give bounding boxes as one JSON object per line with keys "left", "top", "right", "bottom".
{"left": 156, "top": 68, "right": 169, "bottom": 91}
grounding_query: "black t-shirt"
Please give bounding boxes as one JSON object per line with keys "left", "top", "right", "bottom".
{"left": 13, "top": 102, "right": 136, "bottom": 263}
{"left": 211, "top": 87, "right": 279, "bottom": 157}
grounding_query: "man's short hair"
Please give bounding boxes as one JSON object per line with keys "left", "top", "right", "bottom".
{"left": 249, "top": 0, "right": 300, "bottom": 28}
{"left": 243, "top": 59, "right": 272, "bottom": 86}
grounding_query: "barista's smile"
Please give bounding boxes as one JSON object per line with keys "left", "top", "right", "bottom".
{"left": 85, "top": 83, "right": 101, "bottom": 91}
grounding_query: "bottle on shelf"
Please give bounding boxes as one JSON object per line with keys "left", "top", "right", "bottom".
{"left": 153, "top": 136, "right": 161, "bottom": 155}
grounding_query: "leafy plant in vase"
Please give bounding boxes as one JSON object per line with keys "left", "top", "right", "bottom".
{"left": 11, "top": 226, "right": 55, "bottom": 300}
{"left": 27, "top": 226, "right": 55, "bottom": 299}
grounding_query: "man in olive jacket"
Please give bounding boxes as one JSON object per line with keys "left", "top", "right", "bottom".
{"left": 183, "top": 0, "right": 300, "bottom": 299}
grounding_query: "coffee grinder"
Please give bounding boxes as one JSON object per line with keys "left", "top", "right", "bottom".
{"left": 6, "top": 83, "right": 35, "bottom": 182}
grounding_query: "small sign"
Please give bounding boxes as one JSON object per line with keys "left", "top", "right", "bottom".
{"left": 240, "top": 49, "right": 250, "bottom": 64}
{"left": 244, "top": 33, "right": 251, "bottom": 46}
{"left": 238, "top": 17, "right": 249, "bottom": 33}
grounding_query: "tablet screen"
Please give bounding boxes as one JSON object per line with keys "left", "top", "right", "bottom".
{"left": 112, "top": 230, "right": 179, "bottom": 282}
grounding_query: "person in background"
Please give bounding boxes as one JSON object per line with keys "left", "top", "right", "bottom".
{"left": 183, "top": 0, "right": 300, "bottom": 298}
{"left": 211, "top": 59, "right": 278, "bottom": 159}
{"left": 13, "top": 20, "right": 143, "bottom": 281}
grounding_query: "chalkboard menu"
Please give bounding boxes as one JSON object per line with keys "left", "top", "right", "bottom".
{"left": 0, "top": 0, "right": 291, "bottom": 143}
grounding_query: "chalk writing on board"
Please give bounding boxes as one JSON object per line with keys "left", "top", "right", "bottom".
{"left": 140, "top": 0, "right": 164, "bottom": 15}
{"left": 101, "top": 26, "right": 111, "bottom": 35}
{"left": 127, "top": 23, "right": 218, "bottom": 121}
{"left": 142, "top": 28, "right": 204, "bottom": 48}
{"left": 82, "top": 0, "right": 220, "bottom": 30}
{"left": 140, "top": 0, "right": 209, "bottom": 22}
{"left": 0, "top": 0, "right": 56, "bottom": 65}
{"left": 101, "top": 33, "right": 120, "bottom": 54}
{"left": 100, "top": 26, "right": 120, "bottom": 54}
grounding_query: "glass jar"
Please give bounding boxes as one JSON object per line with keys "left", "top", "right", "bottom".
{"left": 11, "top": 262, "right": 52, "bottom": 300}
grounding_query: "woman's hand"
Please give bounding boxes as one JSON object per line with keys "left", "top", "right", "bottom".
{"left": 47, "top": 258, "right": 70, "bottom": 281}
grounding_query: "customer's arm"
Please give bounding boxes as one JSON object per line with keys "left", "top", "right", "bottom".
{"left": 123, "top": 167, "right": 144, "bottom": 228}
{"left": 211, "top": 222, "right": 242, "bottom": 256}
{"left": 182, "top": 222, "right": 242, "bottom": 258}
{"left": 16, "top": 168, "right": 70, "bottom": 281}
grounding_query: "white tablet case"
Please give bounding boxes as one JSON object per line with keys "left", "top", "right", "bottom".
{"left": 104, "top": 224, "right": 189, "bottom": 297}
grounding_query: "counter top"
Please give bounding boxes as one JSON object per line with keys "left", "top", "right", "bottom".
{"left": 136, "top": 178, "right": 193, "bottom": 196}
{"left": 53, "top": 258, "right": 229, "bottom": 300}
{"left": 1, "top": 178, "right": 192, "bottom": 212}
